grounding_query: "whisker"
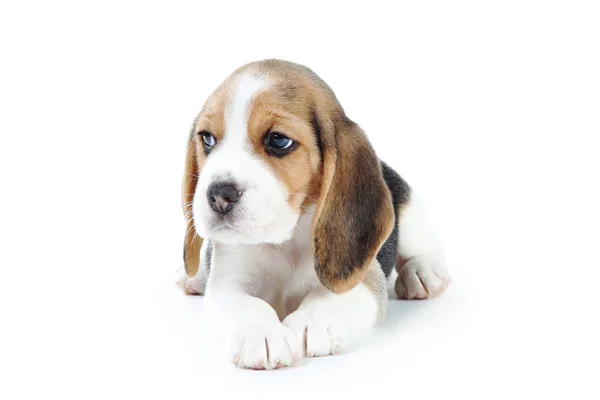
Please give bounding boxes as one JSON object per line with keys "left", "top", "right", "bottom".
{"left": 185, "top": 221, "right": 196, "bottom": 240}
{"left": 300, "top": 207, "right": 315, "bottom": 216}
{"left": 287, "top": 193, "right": 319, "bottom": 202}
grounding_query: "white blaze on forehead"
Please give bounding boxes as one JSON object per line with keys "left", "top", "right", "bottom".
{"left": 224, "top": 74, "right": 269, "bottom": 146}
{"left": 193, "top": 73, "right": 299, "bottom": 244}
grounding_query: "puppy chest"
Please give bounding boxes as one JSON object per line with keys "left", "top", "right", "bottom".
{"left": 264, "top": 245, "right": 320, "bottom": 318}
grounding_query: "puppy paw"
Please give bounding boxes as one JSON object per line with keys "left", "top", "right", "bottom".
{"left": 229, "top": 323, "right": 301, "bottom": 370}
{"left": 283, "top": 310, "right": 348, "bottom": 357}
{"left": 395, "top": 257, "right": 450, "bottom": 299}
{"left": 174, "top": 265, "right": 207, "bottom": 295}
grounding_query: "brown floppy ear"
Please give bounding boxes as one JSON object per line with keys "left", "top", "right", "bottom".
{"left": 182, "top": 133, "right": 203, "bottom": 278}
{"left": 312, "top": 118, "right": 395, "bottom": 294}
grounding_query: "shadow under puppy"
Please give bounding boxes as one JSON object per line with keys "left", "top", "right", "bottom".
{"left": 176, "top": 59, "right": 450, "bottom": 369}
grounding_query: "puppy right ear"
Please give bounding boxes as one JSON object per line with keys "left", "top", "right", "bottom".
{"left": 182, "top": 133, "right": 204, "bottom": 278}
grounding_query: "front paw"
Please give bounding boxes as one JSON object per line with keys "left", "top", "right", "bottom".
{"left": 283, "top": 310, "right": 348, "bottom": 358}
{"left": 228, "top": 323, "right": 301, "bottom": 370}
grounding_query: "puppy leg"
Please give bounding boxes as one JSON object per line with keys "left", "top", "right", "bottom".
{"left": 395, "top": 194, "right": 451, "bottom": 299}
{"left": 204, "top": 245, "right": 301, "bottom": 370}
{"left": 175, "top": 240, "right": 211, "bottom": 295}
{"left": 283, "top": 264, "right": 386, "bottom": 357}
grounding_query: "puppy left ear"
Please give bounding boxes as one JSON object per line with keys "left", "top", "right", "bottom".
{"left": 311, "top": 118, "right": 395, "bottom": 294}
{"left": 182, "top": 133, "right": 204, "bottom": 278}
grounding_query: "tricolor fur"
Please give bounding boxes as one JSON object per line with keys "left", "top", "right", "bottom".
{"left": 177, "top": 59, "right": 450, "bottom": 369}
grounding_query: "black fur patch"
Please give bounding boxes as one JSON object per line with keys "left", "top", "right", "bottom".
{"left": 204, "top": 239, "right": 212, "bottom": 272}
{"left": 376, "top": 161, "right": 411, "bottom": 277}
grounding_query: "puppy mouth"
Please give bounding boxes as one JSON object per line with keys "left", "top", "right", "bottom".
{"left": 213, "top": 221, "right": 240, "bottom": 233}
{"left": 211, "top": 219, "right": 252, "bottom": 237}
{"left": 207, "top": 215, "right": 275, "bottom": 240}
{"left": 206, "top": 221, "right": 266, "bottom": 244}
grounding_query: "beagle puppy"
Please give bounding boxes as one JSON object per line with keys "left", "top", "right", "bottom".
{"left": 177, "top": 59, "right": 450, "bottom": 369}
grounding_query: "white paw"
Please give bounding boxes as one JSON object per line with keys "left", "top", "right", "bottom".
{"left": 174, "top": 265, "right": 207, "bottom": 295}
{"left": 228, "top": 323, "right": 301, "bottom": 370}
{"left": 283, "top": 309, "right": 348, "bottom": 357}
{"left": 395, "top": 257, "right": 450, "bottom": 299}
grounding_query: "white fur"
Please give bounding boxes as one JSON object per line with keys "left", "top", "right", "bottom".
{"left": 183, "top": 73, "right": 449, "bottom": 368}
{"left": 395, "top": 193, "right": 450, "bottom": 299}
{"left": 179, "top": 189, "right": 451, "bottom": 368}
{"left": 201, "top": 211, "right": 379, "bottom": 368}
{"left": 192, "top": 73, "right": 299, "bottom": 245}
{"left": 282, "top": 283, "right": 378, "bottom": 357}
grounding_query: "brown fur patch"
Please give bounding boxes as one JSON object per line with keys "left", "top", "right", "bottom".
{"left": 193, "top": 82, "right": 229, "bottom": 149}
{"left": 182, "top": 133, "right": 203, "bottom": 277}
{"left": 245, "top": 82, "right": 322, "bottom": 212}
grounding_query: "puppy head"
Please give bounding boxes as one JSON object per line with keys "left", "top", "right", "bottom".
{"left": 182, "top": 60, "right": 394, "bottom": 292}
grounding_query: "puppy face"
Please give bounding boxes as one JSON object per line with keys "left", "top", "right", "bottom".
{"left": 191, "top": 67, "right": 322, "bottom": 244}
{"left": 184, "top": 60, "right": 394, "bottom": 293}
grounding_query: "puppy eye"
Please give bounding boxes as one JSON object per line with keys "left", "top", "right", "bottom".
{"left": 269, "top": 133, "right": 293, "bottom": 149}
{"left": 264, "top": 132, "right": 296, "bottom": 157}
{"left": 199, "top": 131, "right": 216, "bottom": 148}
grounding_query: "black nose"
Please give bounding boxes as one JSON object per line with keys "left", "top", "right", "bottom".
{"left": 207, "top": 182, "right": 242, "bottom": 214}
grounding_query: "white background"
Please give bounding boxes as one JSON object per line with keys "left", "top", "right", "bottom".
{"left": 1, "top": 1, "right": 599, "bottom": 399}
